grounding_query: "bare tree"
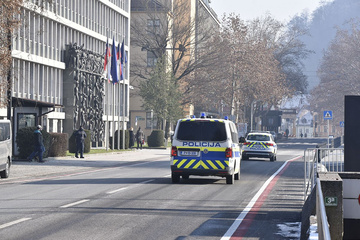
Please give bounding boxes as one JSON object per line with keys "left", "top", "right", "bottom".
{"left": 191, "top": 13, "right": 288, "bottom": 123}
{"left": 131, "top": 0, "right": 219, "bottom": 135}
{"left": 0, "top": 0, "right": 23, "bottom": 108}
{"left": 311, "top": 20, "right": 360, "bottom": 125}
{"left": 131, "top": 0, "right": 219, "bottom": 97}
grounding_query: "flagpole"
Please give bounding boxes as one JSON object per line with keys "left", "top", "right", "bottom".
{"left": 122, "top": 38, "right": 126, "bottom": 150}
{"left": 117, "top": 79, "right": 121, "bottom": 149}
{"left": 112, "top": 83, "right": 115, "bottom": 150}
{"left": 106, "top": 80, "right": 109, "bottom": 151}
{"left": 106, "top": 34, "right": 109, "bottom": 151}
{"left": 123, "top": 81, "right": 126, "bottom": 149}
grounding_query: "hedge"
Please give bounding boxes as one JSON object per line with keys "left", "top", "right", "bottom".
{"left": 16, "top": 127, "right": 51, "bottom": 159}
{"left": 147, "top": 130, "right": 164, "bottom": 147}
{"left": 48, "top": 132, "right": 68, "bottom": 157}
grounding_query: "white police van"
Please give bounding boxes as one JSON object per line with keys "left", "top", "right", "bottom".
{"left": 170, "top": 113, "right": 241, "bottom": 184}
{"left": 0, "top": 120, "right": 12, "bottom": 178}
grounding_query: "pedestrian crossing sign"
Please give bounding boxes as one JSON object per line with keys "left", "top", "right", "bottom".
{"left": 323, "top": 111, "right": 333, "bottom": 120}
{"left": 340, "top": 121, "right": 345, "bottom": 127}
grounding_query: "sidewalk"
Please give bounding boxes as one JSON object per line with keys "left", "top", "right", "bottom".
{"left": 6, "top": 149, "right": 169, "bottom": 182}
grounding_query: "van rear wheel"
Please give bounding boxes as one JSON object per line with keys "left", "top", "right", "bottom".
{"left": 226, "top": 173, "right": 234, "bottom": 184}
{"left": 171, "top": 173, "right": 180, "bottom": 183}
{"left": 182, "top": 175, "right": 189, "bottom": 180}
{"left": 0, "top": 159, "right": 10, "bottom": 178}
{"left": 235, "top": 171, "right": 240, "bottom": 180}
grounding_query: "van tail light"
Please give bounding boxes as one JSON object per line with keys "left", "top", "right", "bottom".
{"left": 266, "top": 143, "right": 274, "bottom": 146}
{"left": 243, "top": 142, "right": 251, "bottom": 145}
{"left": 171, "top": 146, "right": 177, "bottom": 157}
{"left": 225, "top": 148, "right": 232, "bottom": 158}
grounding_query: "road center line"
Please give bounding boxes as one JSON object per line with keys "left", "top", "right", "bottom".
{"left": 59, "top": 199, "right": 90, "bottom": 208}
{"left": 221, "top": 156, "right": 302, "bottom": 240}
{"left": 107, "top": 187, "right": 128, "bottom": 194}
{"left": 107, "top": 179, "right": 155, "bottom": 195}
{"left": 0, "top": 218, "right": 32, "bottom": 230}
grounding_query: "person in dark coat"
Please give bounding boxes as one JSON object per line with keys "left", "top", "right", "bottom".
{"left": 75, "top": 126, "right": 87, "bottom": 158}
{"left": 136, "top": 126, "right": 144, "bottom": 149}
{"left": 27, "top": 125, "right": 45, "bottom": 163}
{"left": 129, "top": 127, "right": 135, "bottom": 149}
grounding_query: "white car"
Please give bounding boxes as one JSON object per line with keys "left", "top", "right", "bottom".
{"left": 241, "top": 132, "right": 277, "bottom": 161}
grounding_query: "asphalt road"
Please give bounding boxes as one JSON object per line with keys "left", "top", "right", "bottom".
{"left": 0, "top": 138, "right": 327, "bottom": 240}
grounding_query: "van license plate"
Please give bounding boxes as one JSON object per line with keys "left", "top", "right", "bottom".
{"left": 180, "top": 151, "right": 198, "bottom": 156}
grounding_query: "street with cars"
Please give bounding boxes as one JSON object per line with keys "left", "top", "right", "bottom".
{"left": 0, "top": 138, "right": 328, "bottom": 239}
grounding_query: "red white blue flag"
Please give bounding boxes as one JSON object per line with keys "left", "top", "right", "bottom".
{"left": 103, "top": 39, "right": 112, "bottom": 82}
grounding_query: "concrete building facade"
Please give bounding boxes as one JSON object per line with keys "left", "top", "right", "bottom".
{"left": 2, "top": 0, "right": 130, "bottom": 154}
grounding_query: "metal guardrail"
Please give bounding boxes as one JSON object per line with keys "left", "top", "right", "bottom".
{"left": 316, "top": 178, "right": 332, "bottom": 240}
{"left": 304, "top": 147, "right": 344, "bottom": 201}
{"left": 304, "top": 147, "right": 343, "bottom": 240}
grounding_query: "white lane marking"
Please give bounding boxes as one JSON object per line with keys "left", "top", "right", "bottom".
{"left": 107, "top": 187, "right": 128, "bottom": 194}
{"left": 139, "top": 179, "right": 154, "bottom": 184}
{"left": 106, "top": 179, "right": 155, "bottom": 195}
{"left": 221, "top": 156, "right": 301, "bottom": 240}
{"left": 0, "top": 218, "right": 32, "bottom": 230}
{"left": 59, "top": 199, "right": 90, "bottom": 208}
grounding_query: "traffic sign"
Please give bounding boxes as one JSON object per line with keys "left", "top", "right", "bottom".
{"left": 340, "top": 121, "right": 345, "bottom": 127}
{"left": 324, "top": 111, "right": 333, "bottom": 120}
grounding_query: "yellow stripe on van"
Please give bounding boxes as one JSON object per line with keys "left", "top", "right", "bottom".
{"left": 207, "top": 160, "right": 217, "bottom": 169}
{"left": 177, "top": 160, "right": 187, "bottom": 168}
{"left": 216, "top": 160, "right": 226, "bottom": 169}
{"left": 185, "top": 159, "right": 196, "bottom": 168}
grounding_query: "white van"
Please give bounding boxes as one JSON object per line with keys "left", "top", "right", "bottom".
{"left": 0, "top": 120, "right": 12, "bottom": 178}
{"left": 170, "top": 114, "right": 241, "bottom": 184}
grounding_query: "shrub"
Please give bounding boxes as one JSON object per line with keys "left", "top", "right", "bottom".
{"left": 147, "top": 130, "right": 164, "bottom": 147}
{"left": 68, "top": 129, "right": 91, "bottom": 153}
{"left": 48, "top": 133, "right": 68, "bottom": 157}
{"left": 16, "top": 127, "right": 51, "bottom": 159}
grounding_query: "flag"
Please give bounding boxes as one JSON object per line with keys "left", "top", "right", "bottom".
{"left": 110, "top": 37, "right": 119, "bottom": 84}
{"left": 103, "top": 38, "right": 112, "bottom": 82}
{"left": 120, "top": 40, "right": 127, "bottom": 80}
{"left": 117, "top": 43, "right": 122, "bottom": 81}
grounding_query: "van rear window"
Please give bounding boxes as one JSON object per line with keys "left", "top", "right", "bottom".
{"left": 176, "top": 121, "right": 227, "bottom": 141}
{"left": 0, "top": 123, "right": 11, "bottom": 142}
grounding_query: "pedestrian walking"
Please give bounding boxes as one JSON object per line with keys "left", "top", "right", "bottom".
{"left": 136, "top": 126, "right": 144, "bottom": 149}
{"left": 75, "top": 126, "right": 87, "bottom": 158}
{"left": 27, "top": 125, "right": 45, "bottom": 163}
{"left": 129, "top": 127, "right": 135, "bottom": 149}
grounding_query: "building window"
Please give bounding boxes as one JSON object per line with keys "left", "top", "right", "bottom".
{"left": 18, "top": 113, "right": 36, "bottom": 130}
{"left": 147, "top": 19, "right": 160, "bottom": 35}
{"left": 147, "top": 51, "right": 157, "bottom": 67}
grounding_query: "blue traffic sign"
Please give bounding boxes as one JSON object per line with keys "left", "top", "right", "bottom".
{"left": 340, "top": 121, "right": 345, "bottom": 127}
{"left": 324, "top": 111, "right": 333, "bottom": 120}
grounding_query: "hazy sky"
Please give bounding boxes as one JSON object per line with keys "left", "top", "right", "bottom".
{"left": 210, "top": 0, "right": 326, "bottom": 22}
